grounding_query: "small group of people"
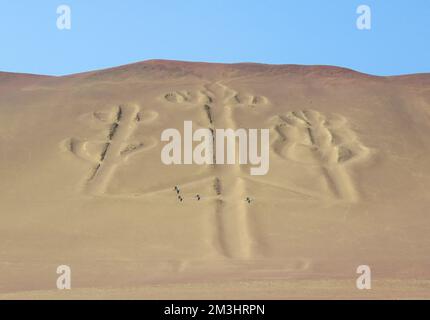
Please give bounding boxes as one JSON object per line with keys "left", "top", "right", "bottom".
{"left": 174, "top": 186, "right": 183, "bottom": 202}
{"left": 174, "top": 186, "right": 252, "bottom": 204}
{"left": 174, "top": 186, "right": 200, "bottom": 202}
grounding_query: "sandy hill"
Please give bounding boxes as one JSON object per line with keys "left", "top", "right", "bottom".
{"left": 0, "top": 60, "right": 430, "bottom": 299}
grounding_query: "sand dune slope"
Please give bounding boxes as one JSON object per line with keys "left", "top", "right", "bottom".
{"left": 1, "top": 60, "right": 430, "bottom": 299}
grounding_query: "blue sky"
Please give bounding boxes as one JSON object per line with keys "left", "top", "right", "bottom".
{"left": 0, "top": 0, "right": 429, "bottom": 76}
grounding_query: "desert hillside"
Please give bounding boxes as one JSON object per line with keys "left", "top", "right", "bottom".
{"left": 1, "top": 60, "right": 430, "bottom": 299}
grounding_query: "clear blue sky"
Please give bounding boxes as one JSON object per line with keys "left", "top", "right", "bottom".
{"left": 0, "top": 0, "right": 429, "bottom": 76}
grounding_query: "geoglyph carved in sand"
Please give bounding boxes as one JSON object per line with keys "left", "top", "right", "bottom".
{"left": 64, "top": 105, "right": 158, "bottom": 195}
{"left": 161, "top": 82, "right": 272, "bottom": 260}
{"left": 271, "top": 109, "right": 371, "bottom": 202}
{"left": 63, "top": 85, "right": 370, "bottom": 263}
